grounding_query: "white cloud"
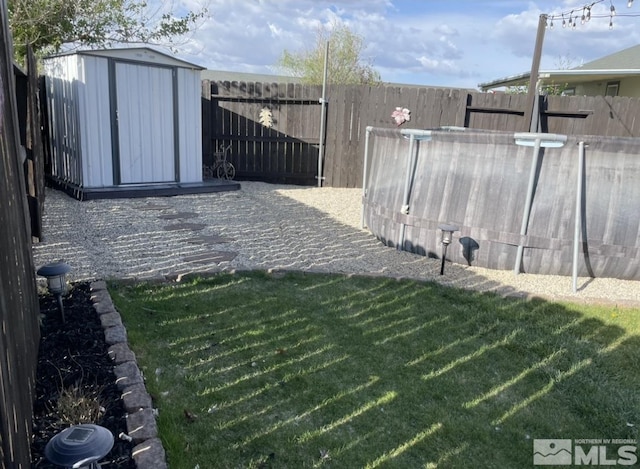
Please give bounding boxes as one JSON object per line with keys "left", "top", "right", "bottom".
{"left": 416, "top": 56, "right": 458, "bottom": 74}
{"left": 145, "top": 0, "right": 640, "bottom": 88}
{"left": 268, "top": 23, "right": 282, "bottom": 37}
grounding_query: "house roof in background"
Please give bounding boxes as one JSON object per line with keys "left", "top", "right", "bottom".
{"left": 574, "top": 44, "right": 640, "bottom": 70}
{"left": 202, "top": 70, "right": 302, "bottom": 83}
{"left": 478, "top": 43, "right": 640, "bottom": 91}
{"left": 202, "top": 69, "right": 475, "bottom": 91}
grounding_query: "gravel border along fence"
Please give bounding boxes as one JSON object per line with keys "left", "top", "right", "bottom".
{"left": 33, "top": 181, "right": 640, "bottom": 308}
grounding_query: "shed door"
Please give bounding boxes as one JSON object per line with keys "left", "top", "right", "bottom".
{"left": 115, "top": 62, "right": 175, "bottom": 184}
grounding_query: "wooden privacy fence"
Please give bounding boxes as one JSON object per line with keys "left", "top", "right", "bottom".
{"left": 0, "top": 9, "right": 42, "bottom": 469}
{"left": 323, "top": 86, "right": 640, "bottom": 188}
{"left": 203, "top": 80, "right": 640, "bottom": 188}
{"left": 202, "top": 80, "right": 323, "bottom": 185}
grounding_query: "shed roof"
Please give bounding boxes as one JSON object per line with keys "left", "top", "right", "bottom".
{"left": 46, "top": 47, "right": 204, "bottom": 70}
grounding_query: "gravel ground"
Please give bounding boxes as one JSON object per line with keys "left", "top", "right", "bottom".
{"left": 33, "top": 181, "right": 640, "bottom": 307}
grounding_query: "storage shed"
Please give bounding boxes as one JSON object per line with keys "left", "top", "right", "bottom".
{"left": 43, "top": 47, "right": 238, "bottom": 199}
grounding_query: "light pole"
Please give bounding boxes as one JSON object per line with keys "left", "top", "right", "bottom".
{"left": 37, "top": 261, "right": 71, "bottom": 323}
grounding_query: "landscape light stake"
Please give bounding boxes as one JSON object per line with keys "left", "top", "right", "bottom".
{"left": 37, "top": 261, "right": 71, "bottom": 323}
{"left": 45, "top": 424, "right": 114, "bottom": 469}
{"left": 438, "top": 224, "right": 459, "bottom": 275}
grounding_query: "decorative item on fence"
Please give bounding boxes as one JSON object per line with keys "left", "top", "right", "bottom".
{"left": 259, "top": 107, "right": 273, "bottom": 128}
{"left": 391, "top": 107, "right": 411, "bottom": 126}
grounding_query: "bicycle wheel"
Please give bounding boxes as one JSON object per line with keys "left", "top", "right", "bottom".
{"left": 216, "top": 161, "right": 236, "bottom": 180}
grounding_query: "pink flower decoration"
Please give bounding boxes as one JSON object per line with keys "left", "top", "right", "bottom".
{"left": 391, "top": 107, "right": 411, "bottom": 126}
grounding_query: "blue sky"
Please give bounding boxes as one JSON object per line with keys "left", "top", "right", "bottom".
{"left": 166, "top": 0, "right": 640, "bottom": 89}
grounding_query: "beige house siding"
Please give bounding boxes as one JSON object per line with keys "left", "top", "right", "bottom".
{"left": 569, "top": 76, "right": 640, "bottom": 97}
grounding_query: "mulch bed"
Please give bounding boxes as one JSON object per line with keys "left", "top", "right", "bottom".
{"left": 31, "top": 282, "right": 136, "bottom": 468}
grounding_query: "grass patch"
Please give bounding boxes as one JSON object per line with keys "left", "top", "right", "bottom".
{"left": 56, "top": 383, "right": 105, "bottom": 425}
{"left": 109, "top": 271, "right": 640, "bottom": 468}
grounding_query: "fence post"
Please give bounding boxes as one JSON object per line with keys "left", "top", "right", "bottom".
{"left": 317, "top": 41, "right": 329, "bottom": 187}
{"left": 524, "top": 14, "right": 547, "bottom": 132}
{"left": 201, "top": 79, "right": 211, "bottom": 166}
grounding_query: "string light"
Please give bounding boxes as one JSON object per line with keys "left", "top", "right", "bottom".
{"left": 546, "top": 0, "right": 639, "bottom": 31}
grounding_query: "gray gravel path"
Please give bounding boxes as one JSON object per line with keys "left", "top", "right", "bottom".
{"left": 33, "top": 182, "right": 640, "bottom": 307}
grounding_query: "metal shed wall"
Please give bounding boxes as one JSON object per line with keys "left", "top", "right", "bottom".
{"left": 44, "top": 54, "right": 84, "bottom": 186}
{"left": 114, "top": 60, "right": 176, "bottom": 184}
{"left": 44, "top": 48, "right": 203, "bottom": 190}
{"left": 177, "top": 67, "right": 203, "bottom": 183}
{"left": 77, "top": 55, "right": 113, "bottom": 187}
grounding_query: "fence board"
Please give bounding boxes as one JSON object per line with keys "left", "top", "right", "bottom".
{"left": 0, "top": 3, "right": 42, "bottom": 467}
{"left": 444, "top": 88, "right": 461, "bottom": 126}
{"left": 276, "top": 83, "right": 286, "bottom": 176}
{"left": 347, "top": 85, "right": 365, "bottom": 188}
{"left": 362, "top": 85, "right": 381, "bottom": 128}
{"left": 302, "top": 83, "right": 319, "bottom": 181}
{"left": 236, "top": 81, "right": 248, "bottom": 173}
{"left": 25, "top": 46, "right": 45, "bottom": 240}
{"left": 338, "top": 86, "right": 356, "bottom": 187}
{"left": 325, "top": 85, "right": 341, "bottom": 185}
{"left": 201, "top": 79, "right": 212, "bottom": 166}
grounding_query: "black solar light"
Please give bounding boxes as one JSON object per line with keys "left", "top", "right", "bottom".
{"left": 45, "top": 424, "right": 114, "bottom": 469}
{"left": 438, "top": 224, "right": 459, "bottom": 275}
{"left": 37, "top": 261, "right": 71, "bottom": 323}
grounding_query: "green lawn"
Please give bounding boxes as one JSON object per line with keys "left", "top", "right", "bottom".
{"left": 109, "top": 271, "right": 640, "bottom": 469}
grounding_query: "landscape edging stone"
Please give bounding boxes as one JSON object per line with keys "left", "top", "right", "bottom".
{"left": 90, "top": 281, "right": 167, "bottom": 469}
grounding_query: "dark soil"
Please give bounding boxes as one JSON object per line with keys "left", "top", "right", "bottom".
{"left": 31, "top": 282, "right": 136, "bottom": 468}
